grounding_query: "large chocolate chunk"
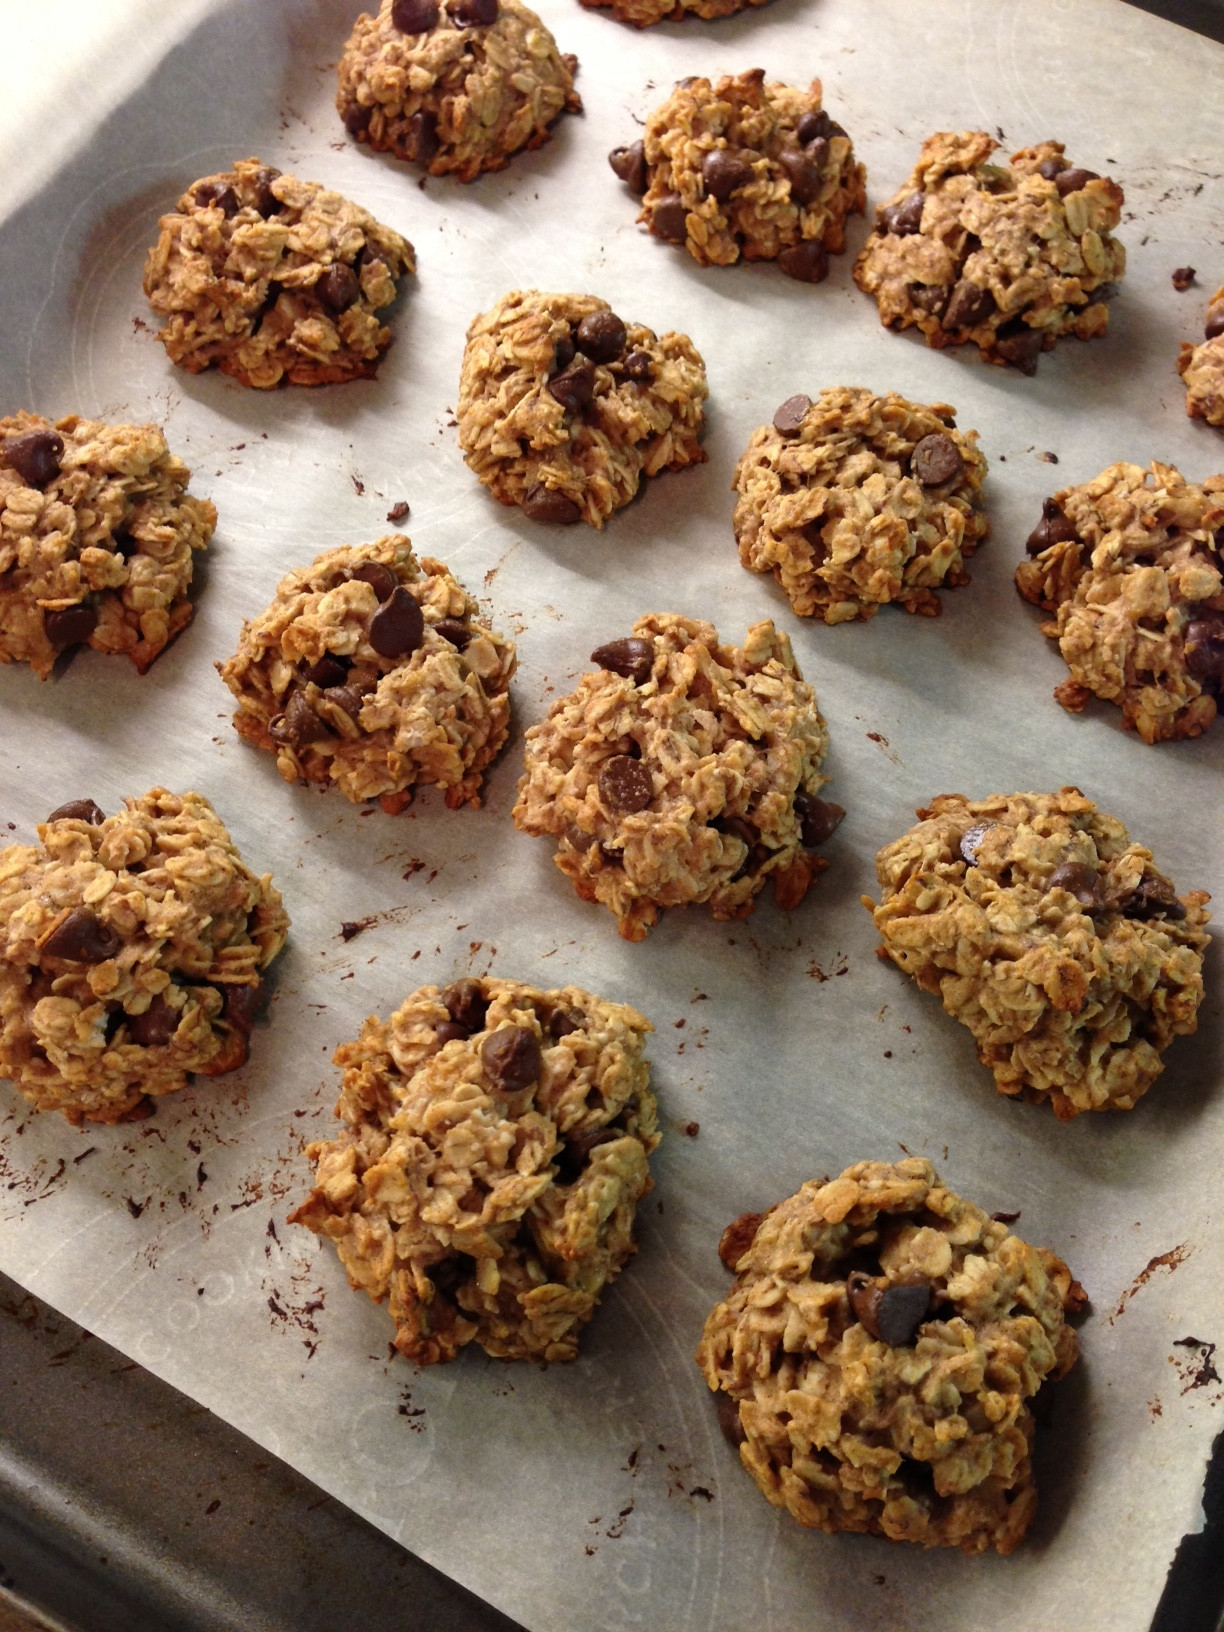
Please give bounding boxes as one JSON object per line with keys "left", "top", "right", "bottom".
{"left": 5, "top": 430, "right": 63, "bottom": 488}
{"left": 591, "top": 637, "right": 653, "bottom": 684}
{"left": 480, "top": 1025, "right": 542, "bottom": 1093}
{"left": 41, "top": 908, "right": 121, "bottom": 964}
{"left": 368, "top": 587, "right": 426, "bottom": 659}
{"left": 598, "top": 755, "right": 653, "bottom": 815}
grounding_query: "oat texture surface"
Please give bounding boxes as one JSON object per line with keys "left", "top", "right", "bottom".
{"left": 733, "top": 386, "right": 989, "bottom": 622}
{"left": 1014, "top": 461, "right": 1224, "bottom": 743}
{"left": 852, "top": 131, "right": 1125, "bottom": 373}
{"left": 456, "top": 288, "right": 707, "bottom": 528}
{"left": 337, "top": 0, "right": 580, "bottom": 181}
{"left": 0, "top": 789, "right": 289, "bottom": 1125}
{"left": 290, "top": 976, "right": 658, "bottom": 1363}
{"left": 867, "top": 789, "right": 1211, "bottom": 1119}
{"left": 218, "top": 537, "right": 516, "bottom": 812}
{"left": 512, "top": 613, "right": 842, "bottom": 941}
{"left": 1177, "top": 284, "right": 1224, "bottom": 426}
{"left": 578, "top": 0, "right": 769, "bottom": 24}
{"left": 697, "top": 1158, "right": 1080, "bottom": 1554}
{"left": 142, "top": 157, "right": 415, "bottom": 387}
{"left": 0, "top": 412, "right": 215, "bottom": 679}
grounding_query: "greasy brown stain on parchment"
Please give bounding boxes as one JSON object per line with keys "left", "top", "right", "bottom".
{"left": 1110, "top": 1243, "right": 1192, "bottom": 1322}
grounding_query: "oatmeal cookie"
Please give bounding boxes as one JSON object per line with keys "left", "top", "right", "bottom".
{"left": 580, "top": 0, "right": 769, "bottom": 24}
{"left": 289, "top": 976, "right": 657, "bottom": 1363}
{"left": 610, "top": 71, "right": 864, "bottom": 280}
{"left": 1177, "top": 285, "right": 1224, "bottom": 427}
{"left": 698, "top": 1159, "right": 1080, "bottom": 1554}
{"left": 733, "top": 387, "right": 989, "bottom": 622}
{"left": 218, "top": 537, "right": 515, "bottom": 813}
{"left": 457, "top": 289, "right": 707, "bottom": 527}
{"left": 0, "top": 789, "right": 289, "bottom": 1125}
{"left": 852, "top": 132, "right": 1125, "bottom": 373}
{"left": 0, "top": 413, "right": 215, "bottom": 679}
{"left": 867, "top": 789, "right": 1211, "bottom": 1119}
{"left": 337, "top": 0, "right": 579, "bottom": 181}
{"left": 512, "top": 613, "right": 843, "bottom": 941}
{"left": 1015, "top": 462, "right": 1224, "bottom": 743}
{"left": 142, "top": 158, "right": 415, "bottom": 388}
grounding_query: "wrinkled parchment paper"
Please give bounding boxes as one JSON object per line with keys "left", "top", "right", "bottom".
{"left": 1, "top": 2, "right": 1221, "bottom": 1627}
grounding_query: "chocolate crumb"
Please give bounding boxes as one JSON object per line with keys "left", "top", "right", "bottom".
{"left": 1171, "top": 266, "right": 1196, "bottom": 291}
{"left": 683, "top": 1120, "right": 700, "bottom": 1137}
{"left": 386, "top": 500, "right": 410, "bottom": 522}
{"left": 991, "top": 1209, "right": 1021, "bottom": 1223}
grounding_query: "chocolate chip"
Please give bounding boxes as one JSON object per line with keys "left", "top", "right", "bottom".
{"left": 779, "top": 148, "right": 823, "bottom": 207}
{"left": 44, "top": 601, "right": 98, "bottom": 648}
{"left": 772, "top": 394, "right": 812, "bottom": 436}
{"left": 608, "top": 141, "right": 646, "bottom": 196}
{"left": 1025, "top": 497, "right": 1079, "bottom": 555}
{"left": 557, "top": 1125, "right": 617, "bottom": 1180}
{"left": 879, "top": 192, "right": 924, "bottom": 236}
{"left": 41, "top": 908, "right": 121, "bottom": 964}
{"left": 252, "top": 166, "right": 283, "bottom": 217}
{"left": 409, "top": 110, "right": 440, "bottom": 163}
{"left": 942, "top": 280, "right": 996, "bottom": 330}
{"left": 46, "top": 799, "right": 104, "bottom": 825}
{"left": 793, "top": 791, "right": 845, "bottom": 847}
{"left": 995, "top": 324, "right": 1045, "bottom": 374}
{"left": 128, "top": 996, "right": 179, "bottom": 1047}
{"left": 651, "top": 194, "right": 688, "bottom": 243}
{"left": 548, "top": 1009, "right": 580, "bottom": 1038}
{"left": 598, "top": 755, "right": 652, "bottom": 815}
{"left": 194, "top": 181, "right": 239, "bottom": 215}
{"left": 991, "top": 1209, "right": 1022, "bottom": 1224}
{"left": 450, "top": 0, "right": 498, "bottom": 24}
{"left": 910, "top": 432, "right": 963, "bottom": 487}
{"left": 777, "top": 240, "right": 828, "bottom": 283}
{"left": 591, "top": 637, "right": 653, "bottom": 684}
{"left": 1205, "top": 308, "right": 1224, "bottom": 342}
{"left": 1055, "top": 167, "right": 1099, "bottom": 196}
{"left": 392, "top": 0, "right": 438, "bottom": 28}
{"left": 1171, "top": 266, "right": 1196, "bottom": 291}
{"left": 1125, "top": 874, "right": 1186, "bottom": 922}
{"left": 621, "top": 350, "right": 652, "bottom": 381}
{"left": 714, "top": 1391, "right": 747, "bottom": 1448}
{"left": 442, "top": 979, "right": 488, "bottom": 1033}
{"left": 349, "top": 561, "right": 398, "bottom": 602}
{"left": 322, "top": 684, "right": 365, "bottom": 720}
{"left": 576, "top": 311, "right": 626, "bottom": 365}
{"left": 280, "top": 690, "right": 333, "bottom": 747}
{"left": 554, "top": 333, "right": 575, "bottom": 371}
{"left": 909, "top": 282, "right": 950, "bottom": 316}
{"left": 702, "top": 149, "right": 754, "bottom": 203}
{"left": 522, "top": 486, "right": 581, "bottom": 524}
{"left": 480, "top": 1025, "right": 541, "bottom": 1093}
{"left": 110, "top": 527, "right": 139, "bottom": 559}
{"left": 847, "top": 1272, "right": 931, "bottom": 1346}
{"left": 718, "top": 1211, "right": 764, "bottom": 1271}
{"left": 434, "top": 617, "right": 471, "bottom": 649}
{"left": 368, "top": 586, "right": 425, "bottom": 660}
{"left": 1045, "top": 860, "right": 1101, "bottom": 909}
{"left": 343, "top": 102, "right": 372, "bottom": 138}
{"left": 1185, "top": 617, "right": 1224, "bottom": 681}
{"left": 796, "top": 110, "right": 834, "bottom": 146}
{"left": 548, "top": 360, "right": 595, "bottom": 414}
{"left": 318, "top": 264, "right": 360, "bottom": 313}
{"left": 301, "top": 655, "right": 349, "bottom": 688}
{"left": 5, "top": 430, "right": 64, "bottom": 488}
{"left": 959, "top": 822, "right": 994, "bottom": 864}
{"left": 434, "top": 1021, "right": 469, "bottom": 1045}
{"left": 225, "top": 980, "right": 265, "bottom": 1031}
{"left": 386, "top": 500, "right": 410, "bottom": 523}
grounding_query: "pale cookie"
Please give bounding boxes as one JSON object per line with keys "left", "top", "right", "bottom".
{"left": 457, "top": 289, "right": 707, "bottom": 527}
{"left": 853, "top": 132, "right": 1125, "bottom": 374}
{"left": 867, "top": 789, "right": 1211, "bottom": 1119}
{"left": 218, "top": 537, "right": 515, "bottom": 813}
{"left": 1015, "top": 461, "right": 1224, "bottom": 743}
{"left": 610, "top": 71, "right": 865, "bottom": 280}
{"left": 0, "top": 413, "right": 215, "bottom": 679}
{"left": 1177, "top": 284, "right": 1224, "bottom": 426}
{"left": 580, "top": 0, "right": 770, "bottom": 25}
{"left": 512, "top": 613, "right": 843, "bottom": 942}
{"left": 733, "top": 387, "right": 989, "bottom": 622}
{"left": 698, "top": 1159, "right": 1081, "bottom": 1555}
{"left": 338, "top": 0, "right": 580, "bottom": 182}
{"left": 142, "top": 158, "right": 415, "bottom": 388}
{"left": 289, "top": 976, "right": 658, "bottom": 1363}
{"left": 0, "top": 790, "right": 289, "bottom": 1125}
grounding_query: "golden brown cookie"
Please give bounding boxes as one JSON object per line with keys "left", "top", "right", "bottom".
{"left": 1177, "top": 284, "right": 1224, "bottom": 426}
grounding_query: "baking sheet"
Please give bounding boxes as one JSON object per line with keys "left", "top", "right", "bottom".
{"left": 0, "top": 2, "right": 1222, "bottom": 1628}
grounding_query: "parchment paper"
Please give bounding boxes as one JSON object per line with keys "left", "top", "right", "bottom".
{"left": 1, "top": 3, "right": 1221, "bottom": 1628}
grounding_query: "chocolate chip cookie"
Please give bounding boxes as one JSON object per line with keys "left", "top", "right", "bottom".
{"left": 698, "top": 1159, "right": 1081, "bottom": 1554}
{"left": 1015, "top": 462, "right": 1224, "bottom": 743}
{"left": 337, "top": 0, "right": 580, "bottom": 181}
{"left": 0, "top": 790, "right": 289, "bottom": 1125}
{"left": 868, "top": 789, "right": 1211, "bottom": 1119}
{"left": 733, "top": 387, "right": 989, "bottom": 622}
{"left": 853, "top": 132, "right": 1125, "bottom": 373}
{"left": 611, "top": 70, "right": 864, "bottom": 280}
{"left": 457, "top": 290, "right": 707, "bottom": 527}
{"left": 218, "top": 538, "right": 516, "bottom": 813}
{"left": 579, "top": 0, "right": 769, "bottom": 23}
{"left": 1177, "top": 284, "right": 1224, "bottom": 427}
{"left": 512, "top": 614, "right": 842, "bottom": 941}
{"left": 0, "top": 413, "right": 215, "bottom": 678}
{"left": 289, "top": 976, "right": 658, "bottom": 1363}
{"left": 142, "top": 158, "right": 415, "bottom": 387}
